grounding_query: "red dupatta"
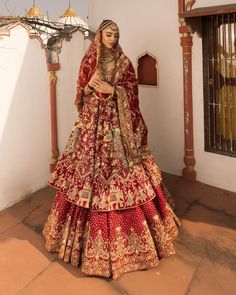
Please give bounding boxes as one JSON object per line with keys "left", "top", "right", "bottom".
{"left": 74, "top": 26, "right": 150, "bottom": 168}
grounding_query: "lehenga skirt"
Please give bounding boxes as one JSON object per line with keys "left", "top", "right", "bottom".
{"left": 42, "top": 185, "right": 180, "bottom": 279}
{"left": 42, "top": 95, "right": 180, "bottom": 279}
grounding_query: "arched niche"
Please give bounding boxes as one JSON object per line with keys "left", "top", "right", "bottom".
{"left": 137, "top": 52, "right": 159, "bottom": 87}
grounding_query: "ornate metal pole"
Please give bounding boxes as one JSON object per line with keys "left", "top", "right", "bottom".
{"left": 48, "top": 63, "right": 60, "bottom": 172}
{"left": 178, "top": 0, "right": 196, "bottom": 181}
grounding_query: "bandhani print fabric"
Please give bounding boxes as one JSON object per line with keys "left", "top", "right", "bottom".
{"left": 42, "top": 22, "right": 181, "bottom": 279}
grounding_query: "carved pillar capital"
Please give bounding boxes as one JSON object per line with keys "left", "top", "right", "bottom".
{"left": 49, "top": 71, "right": 57, "bottom": 84}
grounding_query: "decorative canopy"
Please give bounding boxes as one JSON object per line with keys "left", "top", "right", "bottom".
{"left": 62, "top": 7, "right": 77, "bottom": 17}
{"left": 59, "top": 5, "right": 88, "bottom": 30}
{"left": 26, "top": 4, "right": 44, "bottom": 18}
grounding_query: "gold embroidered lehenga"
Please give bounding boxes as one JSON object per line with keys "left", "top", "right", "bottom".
{"left": 42, "top": 21, "right": 180, "bottom": 279}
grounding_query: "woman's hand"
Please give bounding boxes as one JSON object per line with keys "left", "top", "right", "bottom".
{"left": 93, "top": 80, "right": 114, "bottom": 94}
{"left": 88, "top": 71, "right": 100, "bottom": 89}
{"left": 88, "top": 71, "right": 114, "bottom": 95}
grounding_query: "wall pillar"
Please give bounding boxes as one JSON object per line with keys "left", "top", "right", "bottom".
{"left": 48, "top": 63, "right": 60, "bottom": 172}
{"left": 178, "top": 0, "right": 197, "bottom": 181}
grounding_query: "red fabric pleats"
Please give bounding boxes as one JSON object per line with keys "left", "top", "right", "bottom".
{"left": 43, "top": 189, "right": 180, "bottom": 279}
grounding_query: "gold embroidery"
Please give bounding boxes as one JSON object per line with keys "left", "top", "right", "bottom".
{"left": 43, "top": 201, "right": 180, "bottom": 279}
{"left": 49, "top": 154, "right": 162, "bottom": 211}
{"left": 43, "top": 203, "right": 63, "bottom": 252}
{"left": 49, "top": 49, "right": 162, "bottom": 211}
{"left": 110, "top": 193, "right": 117, "bottom": 202}
{"left": 80, "top": 190, "right": 91, "bottom": 199}
{"left": 44, "top": 23, "right": 181, "bottom": 280}
{"left": 82, "top": 224, "right": 111, "bottom": 277}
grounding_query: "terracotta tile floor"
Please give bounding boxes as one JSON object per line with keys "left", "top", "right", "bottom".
{"left": 1, "top": 173, "right": 236, "bottom": 295}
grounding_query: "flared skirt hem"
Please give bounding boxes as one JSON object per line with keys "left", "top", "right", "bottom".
{"left": 43, "top": 190, "right": 180, "bottom": 279}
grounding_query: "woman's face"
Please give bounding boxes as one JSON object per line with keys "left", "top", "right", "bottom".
{"left": 101, "top": 26, "right": 119, "bottom": 49}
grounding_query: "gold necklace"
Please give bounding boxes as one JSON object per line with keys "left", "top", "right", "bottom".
{"left": 99, "top": 48, "right": 116, "bottom": 81}
{"left": 100, "top": 49, "right": 115, "bottom": 63}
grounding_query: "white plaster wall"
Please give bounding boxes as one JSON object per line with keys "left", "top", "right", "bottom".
{"left": 88, "top": 0, "right": 184, "bottom": 176}
{"left": 0, "top": 25, "right": 89, "bottom": 211}
{"left": 56, "top": 32, "right": 89, "bottom": 152}
{"left": 195, "top": 0, "right": 236, "bottom": 8}
{"left": 0, "top": 25, "right": 50, "bottom": 210}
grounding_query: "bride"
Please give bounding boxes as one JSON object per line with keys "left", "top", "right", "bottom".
{"left": 43, "top": 19, "right": 180, "bottom": 279}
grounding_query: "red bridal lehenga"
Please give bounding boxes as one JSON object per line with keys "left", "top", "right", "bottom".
{"left": 43, "top": 23, "right": 181, "bottom": 279}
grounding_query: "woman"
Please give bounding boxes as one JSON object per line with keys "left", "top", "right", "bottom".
{"left": 43, "top": 20, "right": 180, "bottom": 279}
